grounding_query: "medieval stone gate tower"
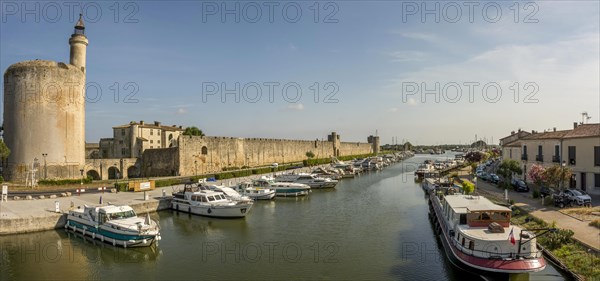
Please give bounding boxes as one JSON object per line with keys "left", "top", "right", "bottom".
{"left": 3, "top": 15, "right": 88, "bottom": 181}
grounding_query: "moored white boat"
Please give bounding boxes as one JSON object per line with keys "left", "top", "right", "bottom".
{"left": 66, "top": 204, "right": 161, "bottom": 248}
{"left": 428, "top": 191, "right": 546, "bottom": 274}
{"left": 250, "top": 177, "right": 311, "bottom": 197}
{"left": 172, "top": 185, "right": 253, "bottom": 218}
{"left": 235, "top": 181, "right": 277, "bottom": 200}
{"left": 275, "top": 173, "right": 338, "bottom": 189}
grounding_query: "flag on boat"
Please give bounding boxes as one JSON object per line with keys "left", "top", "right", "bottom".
{"left": 508, "top": 227, "right": 516, "bottom": 245}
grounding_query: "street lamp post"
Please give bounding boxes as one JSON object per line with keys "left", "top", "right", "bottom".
{"left": 79, "top": 168, "right": 84, "bottom": 185}
{"left": 113, "top": 163, "right": 118, "bottom": 192}
{"left": 42, "top": 153, "right": 48, "bottom": 179}
{"left": 561, "top": 160, "right": 566, "bottom": 190}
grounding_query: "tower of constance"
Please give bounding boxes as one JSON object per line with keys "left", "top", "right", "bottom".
{"left": 3, "top": 15, "right": 88, "bottom": 181}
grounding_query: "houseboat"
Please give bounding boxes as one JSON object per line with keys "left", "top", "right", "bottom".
{"left": 66, "top": 204, "right": 161, "bottom": 248}
{"left": 428, "top": 191, "right": 546, "bottom": 274}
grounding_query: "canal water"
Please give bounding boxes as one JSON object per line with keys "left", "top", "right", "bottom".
{"left": 0, "top": 154, "right": 569, "bottom": 280}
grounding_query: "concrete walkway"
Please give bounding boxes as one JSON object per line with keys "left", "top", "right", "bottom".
{"left": 0, "top": 166, "right": 320, "bottom": 234}
{"left": 457, "top": 168, "right": 600, "bottom": 251}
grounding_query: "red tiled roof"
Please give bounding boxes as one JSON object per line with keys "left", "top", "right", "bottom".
{"left": 563, "top": 124, "right": 600, "bottom": 139}
{"left": 522, "top": 130, "right": 570, "bottom": 140}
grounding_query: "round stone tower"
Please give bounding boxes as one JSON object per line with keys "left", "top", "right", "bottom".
{"left": 3, "top": 15, "right": 88, "bottom": 181}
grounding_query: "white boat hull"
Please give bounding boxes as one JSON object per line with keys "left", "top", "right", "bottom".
{"left": 171, "top": 200, "right": 252, "bottom": 218}
{"left": 65, "top": 217, "right": 159, "bottom": 248}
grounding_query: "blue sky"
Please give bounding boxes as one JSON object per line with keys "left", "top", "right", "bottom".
{"left": 1, "top": 1, "right": 599, "bottom": 145}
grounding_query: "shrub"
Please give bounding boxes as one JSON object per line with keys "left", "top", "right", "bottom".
{"left": 538, "top": 229, "right": 574, "bottom": 250}
{"left": 222, "top": 167, "right": 240, "bottom": 171}
{"left": 462, "top": 181, "right": 475, "bottom": 194}
{"left": 39, "top": 177, "right": 93, "bottom": 185}
{"left": 0, "top": 176, "right": 3, "bottom": 183}
{"left": 215, "top": 172, "right": 234, "bottom": 180}
{"left": 155, "top": 178, "right": 183, "bottom": 187}
{"left": 532, "top": 190, "right": 540, "bottom": 199}
{"left": 114, "top": 182, "right": 129, "bottom": 192}
{"left": 590, "top": 220, "right": 600, "bottom": 229}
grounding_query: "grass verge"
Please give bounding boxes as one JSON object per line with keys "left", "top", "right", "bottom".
{"left": 511, "top": 209, "right": 600, "bottom": 279}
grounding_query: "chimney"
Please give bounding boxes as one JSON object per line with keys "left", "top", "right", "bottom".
{"left": 140, "top": 120, "right": 144, "bottom": 125}
{"left": 553, "top": 127, "right": 556, "bottom": 132}
{"left": 511, "top": 131, "right": 515, "bottom": 135}
{"left": 154, "top": 121, "right": 161, "bottom": 126}
{"left": 518, "top": 129, "right": 521, "bottom": 132}
{"left": 573, "top": 122, "right": 578, "bottom": 129}
{"left": 532, "top": 130, "right": 535, "bottom": 134}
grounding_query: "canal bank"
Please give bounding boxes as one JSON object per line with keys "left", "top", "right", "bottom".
{"left": 0, "top": 165, "right": 318, "bottom": 235}
{"left": 0, "top": 154, "right": 570, "bottom": 281}
{"left": 0, "top": 187, "right": 173, "bottom": 235}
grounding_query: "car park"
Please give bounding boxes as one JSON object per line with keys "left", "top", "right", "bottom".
{"left": 479, "top": 172, "right": 490, "bottom": 181}
{"left": 512, "top": 179, "right": 529, "bottom": 192}
{"left": 539, "top": 186, "right": 556, "bottom": 198}
{"left": 488, "top": 174, "right": 499, "bottom": 184}
{"left": 561, "top": 189, "right": 592, "bottom": 207}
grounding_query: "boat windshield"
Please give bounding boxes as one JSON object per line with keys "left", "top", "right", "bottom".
{"left": 107, "top": 210, "right": 136, "bottom": 220}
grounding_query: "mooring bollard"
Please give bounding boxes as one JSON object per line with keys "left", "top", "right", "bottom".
{"left": 162, "top": 189, "right": 166, "bottom": 198}
{"left": 99, "top": 196, "right": 103, "bottom": 204}
{"left": 144, "top": 191, "right": 148, "bottom": 201}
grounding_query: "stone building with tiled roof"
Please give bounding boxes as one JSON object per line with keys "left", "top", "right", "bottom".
{"left": 99, "top": 121, "right": 184, "bottom": 159}
{"left": 501, "top": 123, "right": 600, "bottom": 194}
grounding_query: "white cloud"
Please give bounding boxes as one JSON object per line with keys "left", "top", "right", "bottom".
{"left": 176, "top": 108, "right": 188, "bottom": 115}
{"left": 394, "top": 31, "right": 439, "bottom": 43}
{"left": 286, "top": 103, "right": 304, "bottom": 111}
{"left": 389, "top": 50, "right": 427, "bottom": 62}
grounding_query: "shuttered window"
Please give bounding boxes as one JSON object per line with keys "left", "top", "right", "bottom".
{"left": 568, "top": 146, "right": 576, "bottom": 165}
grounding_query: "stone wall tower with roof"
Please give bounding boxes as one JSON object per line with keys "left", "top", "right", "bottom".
{"left": 2, "top": 15, "right": 88, "bottom": 181}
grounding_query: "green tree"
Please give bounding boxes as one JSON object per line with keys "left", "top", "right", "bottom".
{"left": 183, "top": 126, "right": 204, "bottom": 136}
{"left": 496, "top": 159, "right": 522, "bottom": 189}
{"left": 462, "top": 181, "right": 475, "bottom": 194}
{"left": 0, "top": 139, "right": 10, "bottom": 177}
{"left": 469, "top": 162, "right": 477, "bottom": 175}
{"left": 543, "top": 164, "right": 572, "bottom": 190}
{"left": 305, "top": 151, "right": 315, "bottom": 159}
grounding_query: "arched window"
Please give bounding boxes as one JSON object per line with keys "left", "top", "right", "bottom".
{"left": 201, "top": 146, "right": 208, "bottom": 155}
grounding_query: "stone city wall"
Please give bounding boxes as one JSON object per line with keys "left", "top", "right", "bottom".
{"left": 176, "top": 135, "right": 374, "bottom": 177}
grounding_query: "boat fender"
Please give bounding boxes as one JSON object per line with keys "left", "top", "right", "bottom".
{"left": 208, "top": 208, "right": 212, "bottom": 214}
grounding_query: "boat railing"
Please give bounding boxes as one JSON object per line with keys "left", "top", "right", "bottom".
{"left": 450, "top": 238, "right": 543, "bottom": 259}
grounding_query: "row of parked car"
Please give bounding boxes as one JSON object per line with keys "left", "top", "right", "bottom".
{"left": 475, "top": 161, "right": 531, "bottom": 192}
{"left": 475, "top": 161, "right": 593, "bottom": 208}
